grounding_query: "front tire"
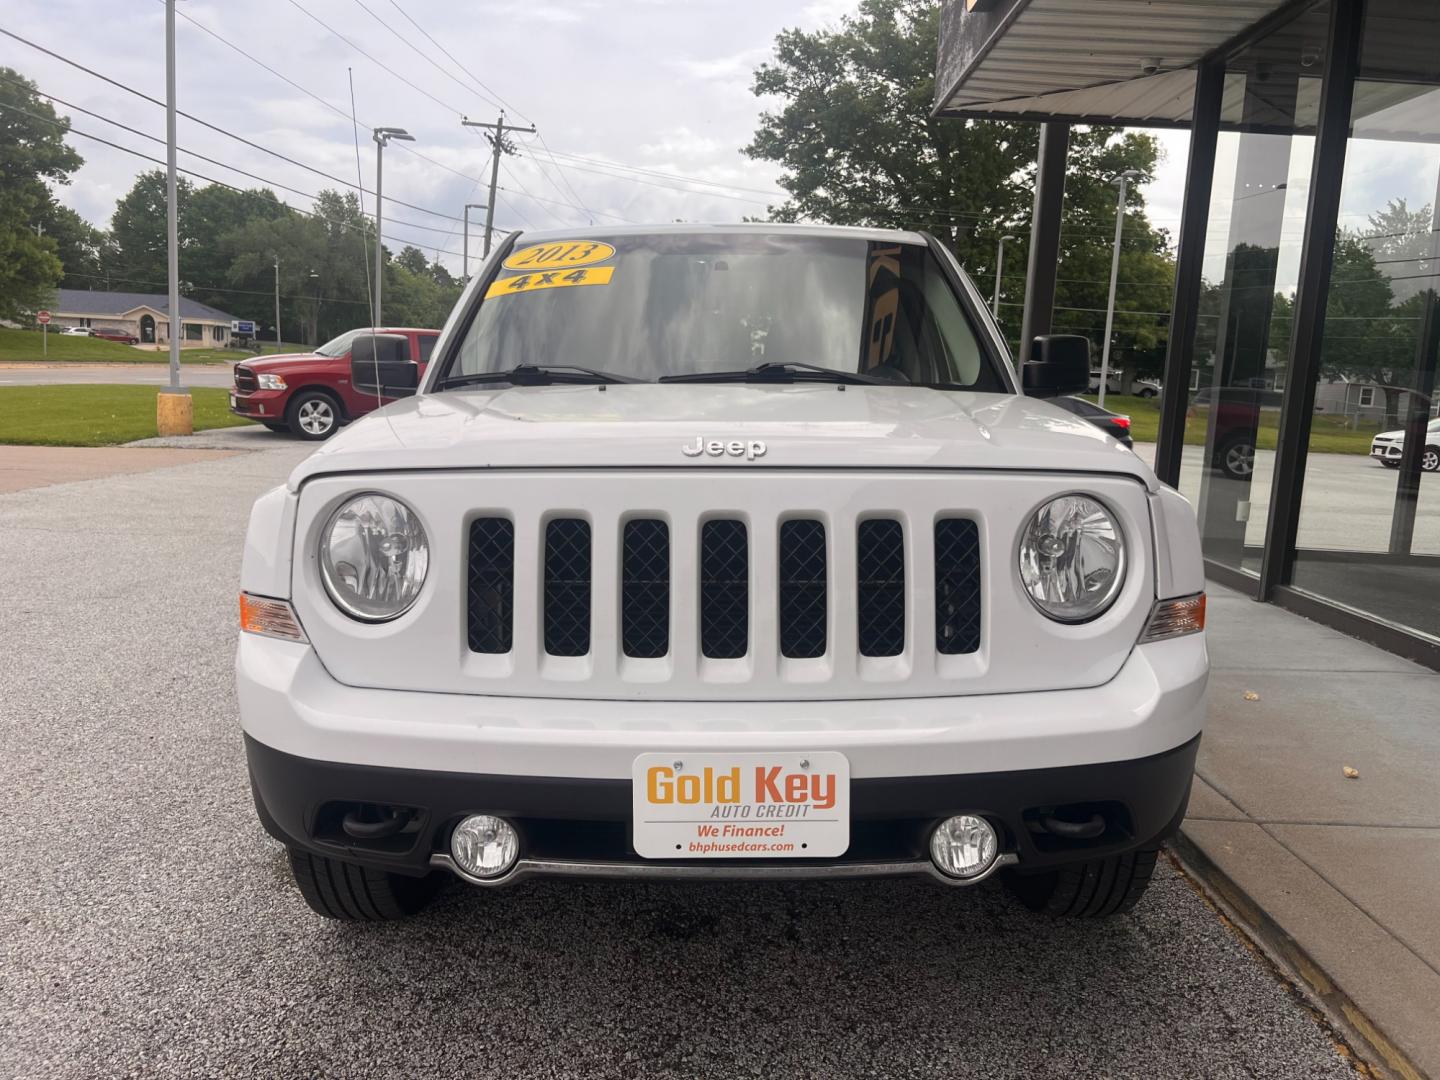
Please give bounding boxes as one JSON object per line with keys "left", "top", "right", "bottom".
{"left": 287, "top": 390, "right": 342, "bottom": 440}
{"left": 1137, "top": 386, "right": 1157, "bottom": 399}
{"left": 1423, "top": 446, "right": 1439, "bottom": 472}
{"left": 287, "top": 848, "right": 441, "bottom": 921}
{"left": 1004, "top": 847, "right": 1159, "bottom": 918}
{"left": 1217, "top": 436, "right": 1255, "bottom": 480}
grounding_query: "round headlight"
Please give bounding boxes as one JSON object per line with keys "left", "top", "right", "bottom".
{"left": 320, "top": 493, "right": 429, "bottom": 621}
{"left": 1018, "top": 494, "right": 1126, "bottom": 622}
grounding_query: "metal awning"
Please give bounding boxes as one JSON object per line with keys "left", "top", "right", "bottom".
{"left": 933, "top": 0, "right": 1290, "bottom": 126}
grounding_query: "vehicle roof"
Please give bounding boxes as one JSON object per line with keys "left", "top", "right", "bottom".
{"left": 508, "top": 222, "right": 931, "bottom": 246}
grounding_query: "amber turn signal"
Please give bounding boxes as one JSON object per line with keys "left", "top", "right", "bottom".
{"left": 1139, "top": 593, "right": 1205, "bottom": 643}
{"left": 239, "top": 592, "right": 308, "bottom": 642}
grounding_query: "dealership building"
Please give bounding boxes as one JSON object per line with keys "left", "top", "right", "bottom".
{"left": 936, "top": 0, "right": 1440, "bottom": 664}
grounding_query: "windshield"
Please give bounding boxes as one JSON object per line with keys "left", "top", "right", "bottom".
{"left": 444, "top": 232, "right": 1004, "bottom": 389}
{"left": 314, "top": 329, "right": 367, "bottom": 357}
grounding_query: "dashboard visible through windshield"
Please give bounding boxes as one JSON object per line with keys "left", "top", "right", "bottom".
{"left": 440, "top": 232, "right": 1006, "bottom": 391}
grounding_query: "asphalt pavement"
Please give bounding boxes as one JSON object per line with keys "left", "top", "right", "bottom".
{"left": 0, "top": 363, "right": 236, "bottom": 388}
{"left": 0, "top": 442, "right": 1362, "bottom": 1079}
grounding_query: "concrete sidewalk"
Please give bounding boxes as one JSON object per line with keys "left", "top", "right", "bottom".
{"left": 1181, "top": 584, "right": 1440, "bottom": 1079}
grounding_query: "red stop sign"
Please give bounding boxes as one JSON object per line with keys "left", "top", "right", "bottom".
{"left": 37, "top": 311, "right": 51, "bottom": 324}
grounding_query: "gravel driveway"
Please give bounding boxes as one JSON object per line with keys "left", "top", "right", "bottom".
{"left": 0, "top": 444, "right": 1359, "bottom": 1079}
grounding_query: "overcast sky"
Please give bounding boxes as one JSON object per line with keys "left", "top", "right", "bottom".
{"left": 3, "top": 0, "right": 1191, "bottom": 277}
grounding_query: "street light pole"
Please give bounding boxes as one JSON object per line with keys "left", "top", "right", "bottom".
{"left": 156, "top": 0, "right": 191, "bottom": 435}
{"left": 370, "top": 126, "right": 414, "bottom": 326}
{"left": 992, "top": 234, "right": 1017, "bottom": 317}
{"left": 1099, "top": 169, "right": 1142, "bottom": 408}
{"left": 273, "top": 256, "right": 282, "bottom": 346}
{"left": 463, "top": 202, "right": 488, "bottom": 279}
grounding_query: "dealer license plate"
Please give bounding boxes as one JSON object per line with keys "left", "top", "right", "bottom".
{"left": 631, "top": 751, "right": 850, "bottom": 859}
{"left": 229, "top": 393, "right": 237, "bottom": 409}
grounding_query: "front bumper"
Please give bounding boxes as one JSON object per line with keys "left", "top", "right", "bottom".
{"left": 229, "top": 388, "right": 286, "bottom": 419}
{"left": 238, "top": 633, "right": 1206, "bottom": 880}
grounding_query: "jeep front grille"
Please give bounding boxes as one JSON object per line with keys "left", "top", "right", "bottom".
{"left": 544, "top": 519, "right": 592, "bottom": 657}
{"left": 857, "top": 519, "right": 906, "bottom": 657}
{"left": 700, "top": 519, "right": 749, "bottom": 659}
{"left": 467, "top": 518, "right": 514, "bottom": 654}
{"left": 466, "top": 513, "right": 981, "bottom": 666}
{"left": 622, "top": 519, "right": 670, "bottom": 659}
{"left": 779, "top": 519, "right": 827, "bottom": 659}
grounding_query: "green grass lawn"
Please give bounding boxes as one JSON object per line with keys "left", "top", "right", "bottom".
{"left": 1087, "top": 394, "right": 1385, "bottom": 455}
{"left": 0, "top": 385, "right": 254, "bottom": 446}
{"left": 0, "top": 328, "right": 310, "bottom": 365}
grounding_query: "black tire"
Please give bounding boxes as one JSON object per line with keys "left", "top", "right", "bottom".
{"left": 262, "top": 421, "right": 290, "bottom": 433}
{"left": 1216, "top": 435, "right": 1255, "bottom": 480}
{"left": 286, "top": 389, "right": 342, "bottom": 441}
{"left": 287, "top": 848, "right": 441, "bottom": 921}
{"left": 1380, "top": 459, "right": 1400, "bottom": 468}
{"left": 1137, "top": 387, "right": 1157, "bottom": 399}
{"left": 1004, "top": 847, "right": 1159, "bottom": 918}
{"left": 1423, "top": 446, "right": 1440, "bottom": 473}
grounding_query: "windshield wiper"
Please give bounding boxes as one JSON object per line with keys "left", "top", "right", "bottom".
{"left": 437, "top": 364, "right": 642, "bottom": 389}
{"left": 659, "top": 361, "right": 887, "bottom": 385}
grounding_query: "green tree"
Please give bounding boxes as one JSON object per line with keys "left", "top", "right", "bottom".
{"left": 108, "top": 169, "right": 194, "bottom": 290}
{"left": 38, "top": 202, "right": 112, "bottom": 288}
{"left": 745, "top": 0, "right": 1175, "bottom": 375}
{"left": 0, "top": 67, "right": 83, "bottom": 320}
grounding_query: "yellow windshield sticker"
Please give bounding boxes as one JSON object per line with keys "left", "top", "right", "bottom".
{"left": 503, "top": 240, "right": 616, "bottom": 272}
{"left": 485, "top": 265, "right": 616, "bottom": 298}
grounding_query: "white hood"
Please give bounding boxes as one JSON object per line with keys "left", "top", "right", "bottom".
{"left": 287, "top": 384, "right": 1154, "bottom": 490}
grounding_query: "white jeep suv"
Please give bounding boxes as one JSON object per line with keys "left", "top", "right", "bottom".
{"left": 237, "top": 225, "right": 1207, "bottom": 921}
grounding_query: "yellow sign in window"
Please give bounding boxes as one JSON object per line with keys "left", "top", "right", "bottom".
{"left": 485, "top": 265, "right": 616, "bottom": 299}
{"left": 502, "top": 240, "right": 616, "bottom": 272}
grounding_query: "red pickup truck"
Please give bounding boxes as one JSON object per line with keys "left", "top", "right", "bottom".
{"left": 230, "top": 327, "right": 439, "bottom": 439}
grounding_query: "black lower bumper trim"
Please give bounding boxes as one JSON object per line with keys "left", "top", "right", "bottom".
{"left": 244, "top": 734, "right": 1199, "bottom": 877}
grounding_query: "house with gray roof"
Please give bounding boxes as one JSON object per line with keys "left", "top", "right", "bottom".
{"left": 51, "top": 289, "right": 240, "bottom": 349}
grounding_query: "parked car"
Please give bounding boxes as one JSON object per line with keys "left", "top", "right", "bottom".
{"left": 58, "top": 326, "right": 93, "bottom": 336}
{"left": 1050, "top": 395, "right": 1134, "bottom": 448}
{"left": 91, "top": 329, "right": 140, "bottom": 344}
{"left": 1189, "top": 387, "right": 1265, "bottom": 479}
{"left": 1088, "top": 369, "right": 1160, "bottom": 398}
{"left": 1370, "top": 417, "right": 1440, "bottom": 472}
{"left": 229, "top": 327, "right": 439, "bottom": 440}
{"left": 237, "top": 225, "right": 1207, "bottom": 923}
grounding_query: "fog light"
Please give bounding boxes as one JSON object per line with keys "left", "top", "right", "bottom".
{"left": 930, "top": 814, "right": 1000, "bottom": 880}
{"left": 449, "top": 815, "right": 519, "bottom": 879}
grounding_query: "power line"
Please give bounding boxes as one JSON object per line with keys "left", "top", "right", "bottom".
{"left": 385, "top": 0, "right": 528, "bottom": 122}
{"left": 0, "top": 100, "right": 468, "bottom": 258}
{"left": 4, "top": 79, "right": 457, "bottom": 241}
{"left": 350, "top": 0, "right": 503, "bottom": 113}
{"left": 0, "top": 29, "right": 463, "bottom": 225}
{"left": 283, "top": 0, "right": 466, "bottom": 117}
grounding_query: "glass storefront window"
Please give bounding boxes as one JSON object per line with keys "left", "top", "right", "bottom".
{"left": 1181, "top": 4, "right": 1330, "bottom": 576}
{"left": 1288, "top": 0, "right": 1440, "bottom": 643}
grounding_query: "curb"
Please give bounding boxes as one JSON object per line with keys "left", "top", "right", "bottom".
{"left": 1171, "top": 829, "right": 1427, "bottom": 1080}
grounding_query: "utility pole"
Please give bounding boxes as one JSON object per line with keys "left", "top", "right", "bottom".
{"left": 1099, "top": 169, "right": 1142, "bottom": 408}
{"left": 461, "top": 112, "right": 535, "bottom": 256}
{"left": 992, "top": 234, "right": 1016, "bottom": 317}
{"left": 371, "top": 126, "right": 414, "bottom": 326}
{"left": 157, "top": 0, "right": 191, "bottom": 435}
{"left": 462, "top": 202, "right": 488, "bottom": 279}
{"left": 273, "top": 256, "right": 282, "bottom": 346}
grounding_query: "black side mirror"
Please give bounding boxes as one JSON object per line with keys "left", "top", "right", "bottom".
{"left": 1022, "top": 335, "right": 1090, "bottom": 398}
{"left": 350, "top": 334, "right": 419, "bottom": 397}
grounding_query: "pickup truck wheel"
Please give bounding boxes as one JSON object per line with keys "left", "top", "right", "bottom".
{"left": 1423, "top": 446, "right": 1439, "bottom": 472}
{"left": 287, "top": 390, "right": 341, "bottom": 440}
{"left": 287, "top": 848, "right": 441, "bottom": 921}
{"left": 1004, "top": 847, "right": 1159, "bottom": 918}
{"left": 1217, "top": 436, "right": 1255, "bottom": 480}
{"left": 1136, "top": 386, "right": 1157, "bottom": 399}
